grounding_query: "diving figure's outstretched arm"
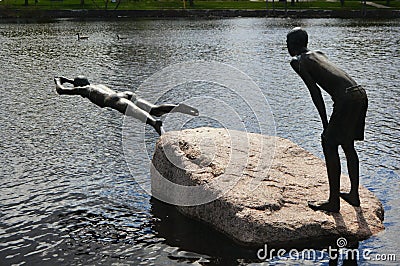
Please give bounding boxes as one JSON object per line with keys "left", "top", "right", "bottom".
{"left": 54, "top": 77, "right": 87, "bottom": 95}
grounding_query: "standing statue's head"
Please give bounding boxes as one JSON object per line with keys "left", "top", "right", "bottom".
{"left": 73, "top": 76, "right": 90, "bottom": 87}
{"left": 286, "top": 27, "right": 308, "bottom": 57}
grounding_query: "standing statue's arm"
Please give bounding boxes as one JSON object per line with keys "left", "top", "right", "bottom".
{"left": 290, "top": 58, "right": 301, "bottom": 75}
{"left": 299, "top": 72, "right": 328, "bottom": 130}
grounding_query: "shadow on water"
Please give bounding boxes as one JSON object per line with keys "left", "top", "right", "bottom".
{"left": 151, "top": 197, "right": 371, "bottom": 265}
{"left": 150, "top": 197, "right": 258, "bottom": 265}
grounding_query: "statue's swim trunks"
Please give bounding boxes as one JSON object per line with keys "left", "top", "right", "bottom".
{"left": 127, "top": 92, "right": 138, "bottom": 105}
{"left": 86, "top": 88, "right": 138, "bottom": 110}
{"left": 323, "top": 85, "right": 368, "bottom": 145}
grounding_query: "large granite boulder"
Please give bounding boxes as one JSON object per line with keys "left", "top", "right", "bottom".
{"left": 151, "top": 127, "right": 384, "bottom": 247}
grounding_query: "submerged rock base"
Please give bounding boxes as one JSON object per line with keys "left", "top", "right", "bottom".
{"left": 151, "top": 127, "right": 384, "bottom": 247}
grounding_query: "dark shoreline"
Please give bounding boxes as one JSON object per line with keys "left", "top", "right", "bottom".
{"left": 1, "top": 8, "right": 400, "bottom": 20}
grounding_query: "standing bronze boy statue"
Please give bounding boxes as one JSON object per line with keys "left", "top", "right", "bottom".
{"left": 286, "top": 27, "right": 368, "bottom": 213}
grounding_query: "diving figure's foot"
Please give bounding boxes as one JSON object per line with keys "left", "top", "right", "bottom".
{"left": 154, "top": 120, "right": 163, "bottom": 136}
{"left": 340, "top": 192, "right": 360, "bottom": 207}
{"left": 175, "top": 103, "right": 199, "bottom": 116}
{"left": 308, "top": 200, "right": 340, "bottom": 213}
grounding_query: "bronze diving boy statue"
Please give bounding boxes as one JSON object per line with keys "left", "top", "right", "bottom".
{"left": 54, "top": 76, "right": 199, "bottom": 135}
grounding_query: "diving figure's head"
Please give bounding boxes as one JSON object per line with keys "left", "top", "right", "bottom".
{"left": 73, "top": 76, "right": 90, "bottom": 87}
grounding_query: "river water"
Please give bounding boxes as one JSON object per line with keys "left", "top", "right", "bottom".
{"left": 0, "top": 18, "right": 399, "bottom": 265}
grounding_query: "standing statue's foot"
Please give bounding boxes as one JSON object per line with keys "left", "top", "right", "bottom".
{"left": 308, "top": 200, "right": 340, "bottom": 213}
{"left": 340, "top": 192, "right": 360, "bottom": 207}
{"left": 175, "top": 103, "right": 199, "bottom": 116}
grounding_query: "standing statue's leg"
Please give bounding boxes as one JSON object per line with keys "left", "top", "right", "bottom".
{"left": 340, "top": 142, "right": 360, "bottom": 207}
{"left": 308, "top": 136, "right": 341, "bottom": 213}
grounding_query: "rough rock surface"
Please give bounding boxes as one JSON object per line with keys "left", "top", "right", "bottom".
{"left": 151, "top": 127, "right": 384, "bottom": 247}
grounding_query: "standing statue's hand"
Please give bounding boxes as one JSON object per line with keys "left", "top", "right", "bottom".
{"left": 321, "top": 130, "right": 328, "bottom": 143}
{"left": 290, "top": 58, "right": 300, "bottom": 74}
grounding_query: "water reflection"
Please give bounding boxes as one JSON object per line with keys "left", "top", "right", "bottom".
{"left": 151, "top": 198, "right": 367, "bottom": 265}
{"left": 151, "top": 197, "right": 257, "bottom": 265}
